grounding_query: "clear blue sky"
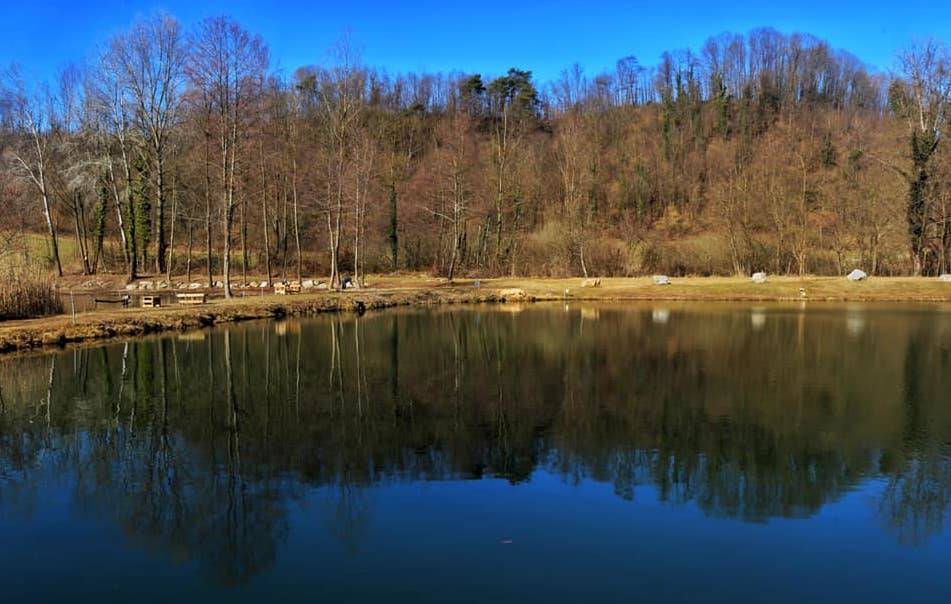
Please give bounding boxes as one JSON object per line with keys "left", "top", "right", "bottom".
{"left": 3, "top": 0, "right": 950, "bottom": 83}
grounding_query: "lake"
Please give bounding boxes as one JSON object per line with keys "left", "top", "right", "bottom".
{"left": 1, "top": 302, "right": 950, "bottom": 603}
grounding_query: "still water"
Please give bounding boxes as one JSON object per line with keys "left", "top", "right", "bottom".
{"left": 1, "top": 303, "right": 950, "bottom": 603}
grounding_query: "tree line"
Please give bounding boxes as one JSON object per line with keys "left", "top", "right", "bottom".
{"left": 2, "top": 16, "right": 951, "bottom": 293}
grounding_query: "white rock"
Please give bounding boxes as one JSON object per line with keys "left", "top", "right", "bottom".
{"left": 316, "top": 282, "right": 329, "bottom": 290}
{"left": 846, "top": 269, "right": 868, "bottom": 282}
{"left": 125, "top": 284, "right": 137, "bottom": 291}
{"left": 653, "top": 275, "right": 671, "bottom": 285}
{"left": 214, "top": 280, "right": 224, "bottom": 288}
{"left": 302, "top": 279, "right": 316, "bottom": 289}
{"left": 939, "top": 274, "right": 951, "bottom": 283}
{"left": 188, "top": 282, "right": 202, "bottom": 289}
{"left": 751, "top": 272, "right": 768, "bottom": 284}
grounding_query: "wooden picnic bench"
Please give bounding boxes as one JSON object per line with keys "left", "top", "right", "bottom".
{"left": 176, "top": 292, "right": 207, "bottom": 305}
{"left": 141, "top": 295, "right": 161, "bottom": 308}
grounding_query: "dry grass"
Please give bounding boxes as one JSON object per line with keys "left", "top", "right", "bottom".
{"left": 479, "top": 275, "right": 951, "bottom": 302}
{"left": 0, "top": 274, "right": 64, "bottom": 320}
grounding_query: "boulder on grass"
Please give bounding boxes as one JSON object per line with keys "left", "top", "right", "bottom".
{"left": 188, "top": 282, "right": 202, "bottom": 289}
{"left": 653, "top": 275, "right": 671, "bottom": 286}
{"left": 751, "top": 272, "right": 768, "bottom": 284}
{"left": 302, "top": 279, "right": 316, "bottom": 289}
{"left": 939, "top": 274, "right": 951, "bottom": 283}
{"left": 581, "top": 278, "right": 601, "bottom": 288}
{"left": 846, "top": 269, "right": 867, "bottom": 282}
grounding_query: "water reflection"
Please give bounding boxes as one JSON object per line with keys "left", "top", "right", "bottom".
{"left": 1, "top": 303, "right": 950, "bottom": 586}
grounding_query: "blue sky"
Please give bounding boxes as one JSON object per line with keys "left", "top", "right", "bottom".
{"left": 3, "top": 0, "right": 950, "bottom": 83}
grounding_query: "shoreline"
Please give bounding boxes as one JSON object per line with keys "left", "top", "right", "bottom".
{"left": 3, "top": 276, "right": 951, "bottom": 356}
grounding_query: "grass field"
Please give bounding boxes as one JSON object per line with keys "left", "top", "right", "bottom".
{"left": 480, "top": 275, "right": 951, "bottom": 302}
{"left": 8, "top": 231, "right": 950, "bottom": 303}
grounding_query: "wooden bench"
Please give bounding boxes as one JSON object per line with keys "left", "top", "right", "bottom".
{"left": 176, "top": 292, "right": 207, "bottom": 305}
{"left": 141, "top": 295, "right": 161, "bottom": 308}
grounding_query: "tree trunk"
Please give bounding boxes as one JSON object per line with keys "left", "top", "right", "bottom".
{"left": 223, "top": 198, "right": 234, "bottom": 298}
{"left": 292, "top": 158, "right": 302, "bottom": 282}
{"left": 327, "top": 211, "right": 337, "bottom": 288}
{"left": 186, "top": 222, "right": 193, "bottom": 284}
{"left": 261, "top": 145, "right": 273, "bottom": 286}
{"left": 41, "top": 186, "right": 63, "bottom": 277}
{"left": 119, "top": 139, "right": 138, "bottom": 280}
{"left": 155, "top": 151, "right": 167, "bottom": 274}
{"left": 388, "top": 182, "right": 398, "bottom": 270}
{"left": 166, "top": 187, "right": 178, "bottom": 284}
{"left": 241, "top": 192, "right": 248, "bottom": 285}
{"left": 106, "top": 157, "right": 131, "bottom": 277}
{"left": 71, "top": 192, "right": 91, "bottom": 275}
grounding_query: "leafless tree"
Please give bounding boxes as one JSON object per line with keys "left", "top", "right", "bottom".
{"left": 1, "top": 66, "right": 64, "bottom": 276}
{"left": 187, "top": 16, "right": 268, "bottom": 297}
{"left": 108, "top": 13, "right": 187, "bottom": 274}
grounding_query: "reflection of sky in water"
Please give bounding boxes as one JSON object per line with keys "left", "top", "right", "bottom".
{"left": 2, "top": 467, "right": 949, "bottom": 603}
{"left": 1, "top": 303, "right": 951, "bottom": 602}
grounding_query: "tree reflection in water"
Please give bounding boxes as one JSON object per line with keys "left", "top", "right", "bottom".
{"left": 0, "top": 303, "right": 950, "bottom": 582}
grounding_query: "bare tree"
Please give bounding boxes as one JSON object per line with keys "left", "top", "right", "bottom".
{"left": 87, "top": 60, "right": 135, "bottom": 279}
{"left": 187, "top": 16, "right": 268, "bottom": 297}
{"left": 351, "top": 130, "right": 375, "bottom": 286}
{"left": 1, "top": 66, "right": 64, "bottom": 276}
{"left": 315, "top": 39, "right": 365, "bottom": 288}
{"left": 554, "top": 98, "right": 596, "bottom": 276}
{"left": 429, "top": 112, "right": 475, "bottom": 280}
{"left": 109, "top": 13, "right": 187, "bottom": 274}
{"left": 894, "top": 41, "right": 951, "bottom": 274}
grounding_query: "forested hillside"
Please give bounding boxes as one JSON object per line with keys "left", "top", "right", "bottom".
{"left": 2, "top": 17, "right": 950, "bottom": 290}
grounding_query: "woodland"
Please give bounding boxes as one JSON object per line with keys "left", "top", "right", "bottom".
{"left": 3, "top": 16, "right": 951, "bottom": 295}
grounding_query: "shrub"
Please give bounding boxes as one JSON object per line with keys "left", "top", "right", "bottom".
{"left": 0, "top": 273, "right": 64, "bottom": 320}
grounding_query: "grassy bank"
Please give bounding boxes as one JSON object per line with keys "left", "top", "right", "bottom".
{"left": 0, "top": 287, "right": 515, "bottom": 355}
{"left": 485, "top": 275, "right": 951, "bottom": 302}
{"left": 1, "top": 275, "right": 950, "bottom": 356}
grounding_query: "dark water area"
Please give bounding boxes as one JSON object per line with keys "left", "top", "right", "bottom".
{"left": 1, "top": 302, "right": 951, "bottom": 603}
